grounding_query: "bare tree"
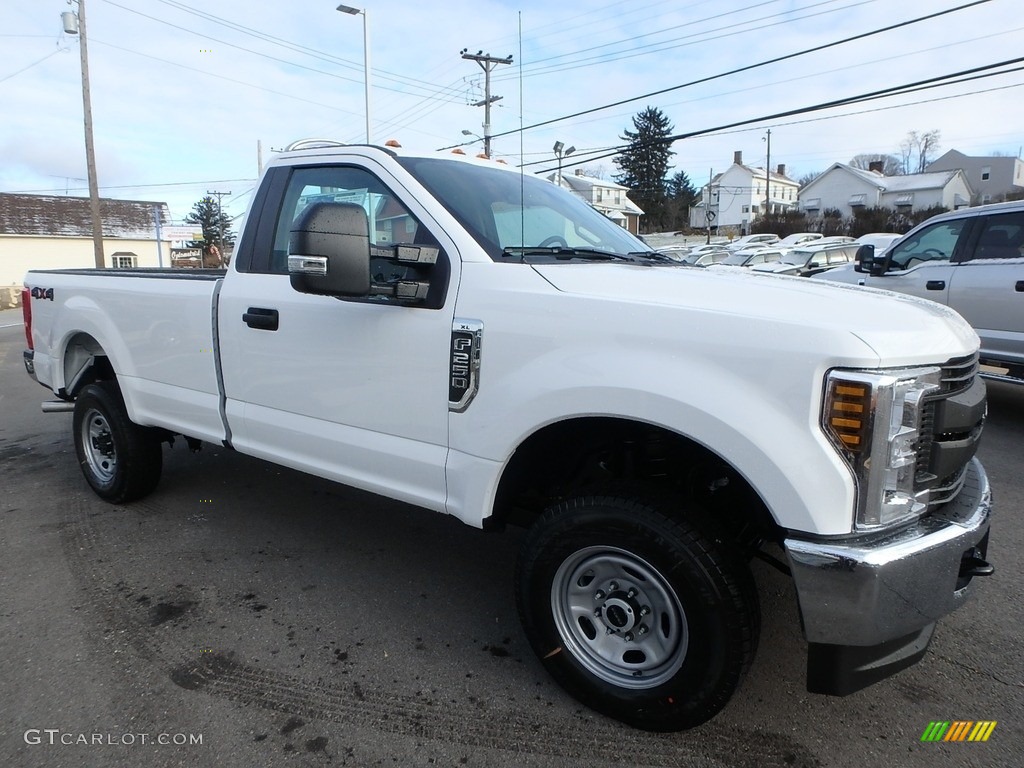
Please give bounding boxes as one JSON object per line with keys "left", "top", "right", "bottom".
{"left": 797, "top": 170, "right": 822, "bottom": 187}
{"left": 898, "top": 130, "right": 941, "bottom": 174}
{"left": 849, "top": 153, "right": 901, "bottom": 175}
{"left": 915, "top": 130, "right": 941, "bottom": 172}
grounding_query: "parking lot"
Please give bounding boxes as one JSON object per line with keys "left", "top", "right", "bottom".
{"left": 1, "top": 307, "right": 1021, "bottom": 768}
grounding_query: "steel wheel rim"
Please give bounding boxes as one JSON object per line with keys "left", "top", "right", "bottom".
{"left": 551, "top": 545, "right": 688, "bottom": 689}
{"left": 81, "top": 408, "right": 117, "bottom": 484}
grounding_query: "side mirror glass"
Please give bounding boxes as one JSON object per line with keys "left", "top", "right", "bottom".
{"left": 854, "top": 244, "right": 874, "bottom": 273}
{"left": 288, "top": 202, "right": 371, "bottom": 296}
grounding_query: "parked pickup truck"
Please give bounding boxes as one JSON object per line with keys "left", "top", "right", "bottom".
{"left": 816, "top": 200, "right": 1024, "bottom": 383}
{"left": 22, "top": 140, "right": 993, "bottom": 731}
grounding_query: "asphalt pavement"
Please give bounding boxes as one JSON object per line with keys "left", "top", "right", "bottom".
{"left": 1, "top": 309, "right": 1021, "bottom": 768}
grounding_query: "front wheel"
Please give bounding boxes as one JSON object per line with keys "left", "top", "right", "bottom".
{"left": 73, "top": 380, "right": 163, "bottom": 503}
{"left": 516, "top": 494, "right": 759, "bottom": 731}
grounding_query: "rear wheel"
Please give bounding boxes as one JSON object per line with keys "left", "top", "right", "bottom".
{"left": 73, "top": 381, "right": 162, "bottom": 503}
{"left": 516, "top": 493, "right": 759, "bottom": 731}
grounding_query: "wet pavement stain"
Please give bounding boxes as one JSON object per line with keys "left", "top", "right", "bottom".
{"left": 149, "top": 600, "right": 194, "bottom": 626}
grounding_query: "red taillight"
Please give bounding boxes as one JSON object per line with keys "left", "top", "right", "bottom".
{"left": 21, "top": 287, "right": 33, "bottom": 350}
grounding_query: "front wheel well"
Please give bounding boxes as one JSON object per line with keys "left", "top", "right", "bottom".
{"left": 491, "top": 417, "right": 779, "bottom": 552}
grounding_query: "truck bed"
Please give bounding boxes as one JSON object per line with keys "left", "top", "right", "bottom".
{"left": 25, "top": 267, "right": 228, "bottom": 444}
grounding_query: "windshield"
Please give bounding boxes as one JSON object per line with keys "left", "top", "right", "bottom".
{"left": 397, "top": 157, "right": 650, "bottom": 261}
{"left": 721, "top": 253, "right": 749, "bottom": 265}
{"left": 780, "top": 249, "right": 810, "bottom": 265}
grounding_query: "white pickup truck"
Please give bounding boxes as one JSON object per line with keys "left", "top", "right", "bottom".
{"left": 22, "top": 140, "right": 993, "bottom": 731}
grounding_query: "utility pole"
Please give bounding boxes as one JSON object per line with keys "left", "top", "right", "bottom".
{"left": 206, "top": 190, "right": 231, "bottom": 266}
{"left": 153, "top": 204, "right": 164, "bottom": 268}
{"left": 460, "top": 49, "right": 513, "bottom": 158}
{"left": 705, "top": 167, "right": 715, "bottom": 244}
{"left": 63, "top": 0, "right": 104, "bottom": 268}
{"left": 764, "top": 128, "right": 772, "bottom": 220}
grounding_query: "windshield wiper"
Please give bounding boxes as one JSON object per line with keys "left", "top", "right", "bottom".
{"left": 502, "top": 246, "right": 638, "bottom": 262}
{"left": 631, "top": 250, "right": 679, "bottom": 263}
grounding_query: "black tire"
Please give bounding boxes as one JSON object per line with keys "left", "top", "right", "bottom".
{"left": 516, "top": 494, "right": 759, "bottom": 731}
{"left": 72, "top": 380, "right": 163, "bottom": 503}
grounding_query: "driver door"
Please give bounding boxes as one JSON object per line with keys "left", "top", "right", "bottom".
{"left": 858, "top": 219, "right": 970, "bottom": 304}
{"left": 218, "top": 161, "right": 460, "bottom": 513}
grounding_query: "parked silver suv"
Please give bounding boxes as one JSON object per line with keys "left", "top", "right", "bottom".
{"left": 816, "top": 200, "right": 1024, "bottom": 381}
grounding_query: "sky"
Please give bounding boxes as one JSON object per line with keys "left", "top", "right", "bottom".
{"left": 2, "top": 0, "right": 1023, "bottom": 226}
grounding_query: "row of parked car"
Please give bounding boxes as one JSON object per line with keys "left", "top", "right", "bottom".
{"left": 658, "top": 232, "right": 903, "bottom": 277}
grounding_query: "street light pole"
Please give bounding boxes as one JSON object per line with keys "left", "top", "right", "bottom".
{"left": 63, "top": 0, "right": 104, "bottom": 268}
{"left": 553, "top": 141, "right": 575, "bottom": 186}
{"left": 337, "top": 5, "right": 371, "bottom": 143}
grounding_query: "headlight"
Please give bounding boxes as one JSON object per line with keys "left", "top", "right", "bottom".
{"left": 822, "top": 366, "right": 941, "bottom": 530}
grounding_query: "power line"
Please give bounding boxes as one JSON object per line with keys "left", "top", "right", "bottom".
{"left": 90, "top": 38, "right": 360, "bottom": 116}
{"left": 526, "top": 57, "right": 1024, "bottom": 174}
{"left": 480, "top": 0, "right": 990, "bottom": 143}
{"left": 692, "top": 79, "right": 1024, "bottom": 146}
{"left": 7, "top": 178, "right": 256, "bottom": 195}
{"left": 104, "top": 0, "right": 467, "bottom": 102}
{"left": 152, "top": 0, "right": 468, "bottom": 98}
{"left": 497, "top": 0, "right": 869, "bottom": 82}
{"left": 0, "top": 49, "right": 63, "bottom": 85}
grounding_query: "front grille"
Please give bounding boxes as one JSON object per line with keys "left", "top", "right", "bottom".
{"left": 938, "top": 353, "right": 979, "bottom": 395}
{"left": 915, "top": 353, "right": 985, "bottom": 509}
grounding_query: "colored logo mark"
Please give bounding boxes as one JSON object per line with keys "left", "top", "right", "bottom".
{"left": 920, "top": 721, "right": 997, "bottom": 742}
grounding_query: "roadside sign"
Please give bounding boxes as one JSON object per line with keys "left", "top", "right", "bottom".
{"left": 162, "top": 226, "right": 203, "bottom": 241}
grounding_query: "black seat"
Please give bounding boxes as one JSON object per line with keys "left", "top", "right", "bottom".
{"left": 975, "top": 228, "right": 1015, "bottom": 260}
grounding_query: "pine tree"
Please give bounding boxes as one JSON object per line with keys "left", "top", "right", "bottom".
{"left": 665, "top": 170, "right": 698, "bottom": 230}
{"left": 614, "top": 107, "right": 675, "bottom": 232}
{"left": 185, "top": 196, "right": 234, "bottom": 266}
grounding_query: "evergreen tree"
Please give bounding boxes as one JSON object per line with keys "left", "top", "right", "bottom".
{"left": 185, "top": 196, "right": 235, "bottom": 266}
{"left": 665, "top": 170, "right": 698, "bottom": 230}
{"left": 614, "top": 107, "right": 675, "bottom": 232}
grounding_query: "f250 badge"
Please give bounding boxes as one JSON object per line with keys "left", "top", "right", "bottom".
{"left": 31, "top": 287, "right": 54, "bottom": 301}
{"left": 449, "top": 319, "right": 483, "bottom": 412}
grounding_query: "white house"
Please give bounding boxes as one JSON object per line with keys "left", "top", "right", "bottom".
{"left": 926, "top": 149, "right": 1024, "bottom": 205}
{"left": 0, "top": 194, "right": 174, "bottom": 307}
{"left": 689, "top": 151, "right": 799, "bottom": 233}
{"left": 799, "top": 163, "right": 972, "bottom": 218}
{"left": 550, "top": 170, "right": 644, "bottom": 234}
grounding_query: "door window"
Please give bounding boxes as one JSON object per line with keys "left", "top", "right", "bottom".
{"left": 971, "top": 212, "right": 1024, "bottom": 260}
{"left": 887, "top": 220, "right": 967, "bottom": 270}
{"left": 267, "top": 165, "right": 448, "bottom": 307}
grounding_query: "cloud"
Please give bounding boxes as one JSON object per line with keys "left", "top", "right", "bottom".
{"left": 1, "top": 0, "right": 1021, "bottom": 220}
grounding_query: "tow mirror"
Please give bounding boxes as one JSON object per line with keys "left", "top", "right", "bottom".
{"left": 854, "top": 244, "right": 874, "bottom": 274}
{"left": 288, "top": 202, "right": 371, "bottom": 296}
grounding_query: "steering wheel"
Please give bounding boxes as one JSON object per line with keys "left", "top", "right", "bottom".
{"left": 538, "top": 236, "right": 568, "bottom": 248}
{"left": 921, "top": 248, "right": 945, "bottom": 257}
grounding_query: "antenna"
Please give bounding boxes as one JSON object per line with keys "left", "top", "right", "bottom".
{"left": 518, "top": 12, "right": 525, "bottom": 256}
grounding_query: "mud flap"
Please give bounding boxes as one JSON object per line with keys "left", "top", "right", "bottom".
{"left": 806, "top": 623, "right": 934, "bottom": 696}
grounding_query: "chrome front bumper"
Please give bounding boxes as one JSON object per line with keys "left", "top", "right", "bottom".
{"left": 785, "top": 457, "right": 992, "bottom": 648}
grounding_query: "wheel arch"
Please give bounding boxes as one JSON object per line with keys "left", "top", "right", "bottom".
{"left": 59, "top": 331, "right": 115, "bottom": 398}
{"left": 490, "top": 415, "right": 780, "bottom": 550}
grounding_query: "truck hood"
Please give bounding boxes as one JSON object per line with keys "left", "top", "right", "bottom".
{"left": 531, "top": 263, "right": 978, "bottom": 364}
